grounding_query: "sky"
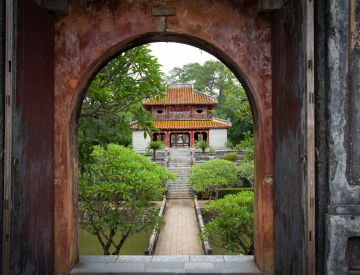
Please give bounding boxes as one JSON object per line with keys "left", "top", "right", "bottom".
{"left": 148, "top": 42, "right": 217, "bottom": 75}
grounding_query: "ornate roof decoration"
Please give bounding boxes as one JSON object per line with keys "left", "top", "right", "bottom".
{"left": 131, "top": 119, "right": 231, "bottom": 130}
{"left": 143, "top": 85, "right": 218, "bottom": 106}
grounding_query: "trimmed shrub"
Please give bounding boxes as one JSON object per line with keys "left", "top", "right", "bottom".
{"left": 201, "top": 191, "right": 254, "bottom": 254}
{"left": 196, "top": 187, "right": 254, "bottom": 199}
{"left": 189, "top": 159, "right": 241, "bottom": 199}
{"left": 223, "top": 152, "right": 239, "bottom": 161}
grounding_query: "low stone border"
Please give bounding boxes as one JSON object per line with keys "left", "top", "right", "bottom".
{"left": 193, "top": 195, "right": 213, "bottom": 255}
{"left": 72, "top": 255, "right": 262, "bottom": 274}
{"left": 144, "top": 196, "right": 167, "bottom": 255}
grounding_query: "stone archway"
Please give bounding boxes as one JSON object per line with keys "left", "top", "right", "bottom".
{"left": 54, "top": 1, "right": 273, "bottom": 273}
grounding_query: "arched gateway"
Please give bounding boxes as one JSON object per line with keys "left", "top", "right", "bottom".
{"left": 54, "top": 1, "right": 273, "bottom": 273}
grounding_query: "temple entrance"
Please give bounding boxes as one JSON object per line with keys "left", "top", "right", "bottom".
{"left": 194, "top": 132, "right": 208, "bottom": 143}
{"left": 152, "top": 133, "right": 166, "bottom": 142}
{"left": 170, "top": 132, "right": 190, "bottom": 147}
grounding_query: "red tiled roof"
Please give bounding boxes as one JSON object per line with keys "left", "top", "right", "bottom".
{"left": 143, "top": 86, "right": 217, "bottom": 106}
{"left": 150, "top": 119, "right": 231, "bottom": 130}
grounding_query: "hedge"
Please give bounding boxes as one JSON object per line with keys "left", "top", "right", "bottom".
{"left": 196, "top": 187, "right": 254, "bottom": 199}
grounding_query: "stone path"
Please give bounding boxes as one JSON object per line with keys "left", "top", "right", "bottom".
{"left": 155, "top": 199, "right": 203, "bottom": 255}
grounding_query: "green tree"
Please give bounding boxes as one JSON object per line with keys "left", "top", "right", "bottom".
{"left": 193, "top": 140, "right": 210, "bottom": 158}
{"left": 169, "top": 60, "right": 253, "bottom": 145}
{"left": 79, "top": 144, "right": 175, "bottom": 255}
{"left": 201, "top": 191, "right": 254, "bottom": 254}
{"left": 189, "top": 159, "right": 240, "bottom": 199}
{"left": 79, "top": 45, "right": 166, "bottom": 173}
{"left": 235, "top": 132, "right": 254, "bottom": 186}
{"left": 169, "top": 60, "right": 230, "bottom": 96}
{"left": 147, "top": 141, "right": 165, "bottom": 160}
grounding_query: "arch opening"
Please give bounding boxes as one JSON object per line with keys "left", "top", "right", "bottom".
{"left": 54, "top": 3, "right": 273, "bottom": 272}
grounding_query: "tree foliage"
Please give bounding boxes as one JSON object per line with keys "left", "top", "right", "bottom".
{"left": 147, "top": 141, "right": 165, "bottom": 160}
{"left": 79, "top": 144, "right": 175, "bottom": 255}
{"left": 234, "top": 133, "right": 255, "bottom": 185}
{"left": 201, "top": 191, "right": 254, "bottom": 254}
{"left": 189, "top": 159, "right": 241, "bottom": 199}
{"left": 79, "top": 45, "right": 166, "bottom": 173}
{"left": 193, "top": 140, "right": 209, "bottom": 153}
{"left": 168, "top": 60, "right": 231, "bottom": 96}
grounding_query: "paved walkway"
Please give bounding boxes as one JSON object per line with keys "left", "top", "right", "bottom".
{"left": 155, "top": 199, "right": 203, "bottom": 255}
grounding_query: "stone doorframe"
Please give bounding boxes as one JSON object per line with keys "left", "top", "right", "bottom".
{"left": 53, "top": 1, "right": 273, "bottom": 273}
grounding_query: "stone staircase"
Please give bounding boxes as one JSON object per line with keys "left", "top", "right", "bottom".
{"left": 166, "top": 148, "right": 194, "bottom": 199}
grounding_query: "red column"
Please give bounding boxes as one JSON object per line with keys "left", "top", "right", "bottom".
{"left": 190, "top": 131, "right": 195, "bottom": 147}
{"left": 165, "top": 132, "right": 170, "bottom": 148}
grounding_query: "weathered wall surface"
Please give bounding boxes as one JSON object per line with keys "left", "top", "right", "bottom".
{"left": 325, "top": 0, "right": 360, "bottom": 273}
{"left": 0, "top": 0, "right": 5, "bottom": 269}
{"left": 272, "top": 0, "right": 308, "bottom": 273}
{"left": 54, "top": 0, "right": 273, "bottom": 272}
{"left": 132, "top": 130, "right": 151, "bottom": 151}
{"left": 209, "top": 129, "right": 227, "bottom": 149}
{"left": 314, "top": 0, "right": 328, "bottom": 274}
{"left": 8, "top": 1, "right": 55, "bottom": 274}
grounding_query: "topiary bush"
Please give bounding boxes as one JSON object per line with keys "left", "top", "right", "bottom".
{"left": 223, "top": 152, "right": 239, "bottom": 161}
{"left": 237, "top": 160, "right": 255, "bottom": 184}
{"left": 189, "top": 159, "right": 241, "bottom": 199}
{"left": 201, "top": 191, "right": 254, "bottom": 254}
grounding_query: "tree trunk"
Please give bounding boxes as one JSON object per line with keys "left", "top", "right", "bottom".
{"left": 98, "top": 230, "right": 115, "bottom": 255}
{"left": 112, "top": 231, "right": 130, "bottom": 255}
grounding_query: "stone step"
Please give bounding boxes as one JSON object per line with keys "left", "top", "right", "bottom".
{"left": 167, "top": 192, "right": 194, "bottom": 196}
{"left": 167, "top": 194, "right": 194, "bottom": 199}
{"left": 167, "top": 186, "right": 192, "bottom": 190}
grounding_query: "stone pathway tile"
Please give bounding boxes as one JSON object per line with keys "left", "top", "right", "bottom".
{"left": 155, "top": 199, "right": 203, "bottom": 255}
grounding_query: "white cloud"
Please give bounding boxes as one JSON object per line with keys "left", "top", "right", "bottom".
{"left": 148, "top": 42, "right": 217, "bottom": 75}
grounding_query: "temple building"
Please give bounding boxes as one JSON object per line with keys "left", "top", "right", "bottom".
{"left": 132, "top": 85, "right": 231, "bottom": 150}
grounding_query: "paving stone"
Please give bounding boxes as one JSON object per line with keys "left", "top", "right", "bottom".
{"left": 152, "top": 255, "right": 190, "bottom": 262}
{"left": 184, "top": 262, "right": 215, "bottom": 270}
{"left": 146, "top": 262, "right": 185, "bottom": 273}
{"left": 214, "top": 262, "right": 261, "bottom": 274}
{"left": 190, "top": 255, "right": 225, "bottom": 262}
{"left": 71, "top": 262, "right": 111, "bottom": 273}
{"left": 155, "top": 198, "right": 203, "bottom": 255}
{"left": 224, "top": 255, "right": 254, "bottom": 263}
{"left": 71, "top": 257, "right": 263, "bottom": 274}
{"left": 116, "top": 255, "right": 152, "bottom": 263}
{"left": 79, "top": 255, "right": 118, "bottom": 263}
{"left": 106, "top": 262, "right": 146, "bottom": 273}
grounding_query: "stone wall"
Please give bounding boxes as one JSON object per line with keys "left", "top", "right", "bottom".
{"left": 324, "top": 1, "right": 360, "bottom": 273}
{"left": 209, "top": 129, "right": 227, "bottom": 149}
{"left": 132, "top": 130, "right": 151, "bottom": 151}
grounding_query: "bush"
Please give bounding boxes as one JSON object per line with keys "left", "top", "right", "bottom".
{"left": 235, "top": 132, "right": 254, "bottom": 161}
{"left": 223, "top": 152, "right": 239, "bottom": 161}
{"left": 189, "top": 159, "right": 241, "bottom": 199}
{"left": 201, "top": 191, "right": 254, "bottom": 254}
{"left": 196, "top": 187, "right": 254, "bottom": 199}
{"left": 217, "top": 187, "right": 254, "bottom": 198}
{"left": 194, "top": 140, "right": 209, "bottom": 153}
{"left": 237, "top": 160, "right": 254, "bottom": 184}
